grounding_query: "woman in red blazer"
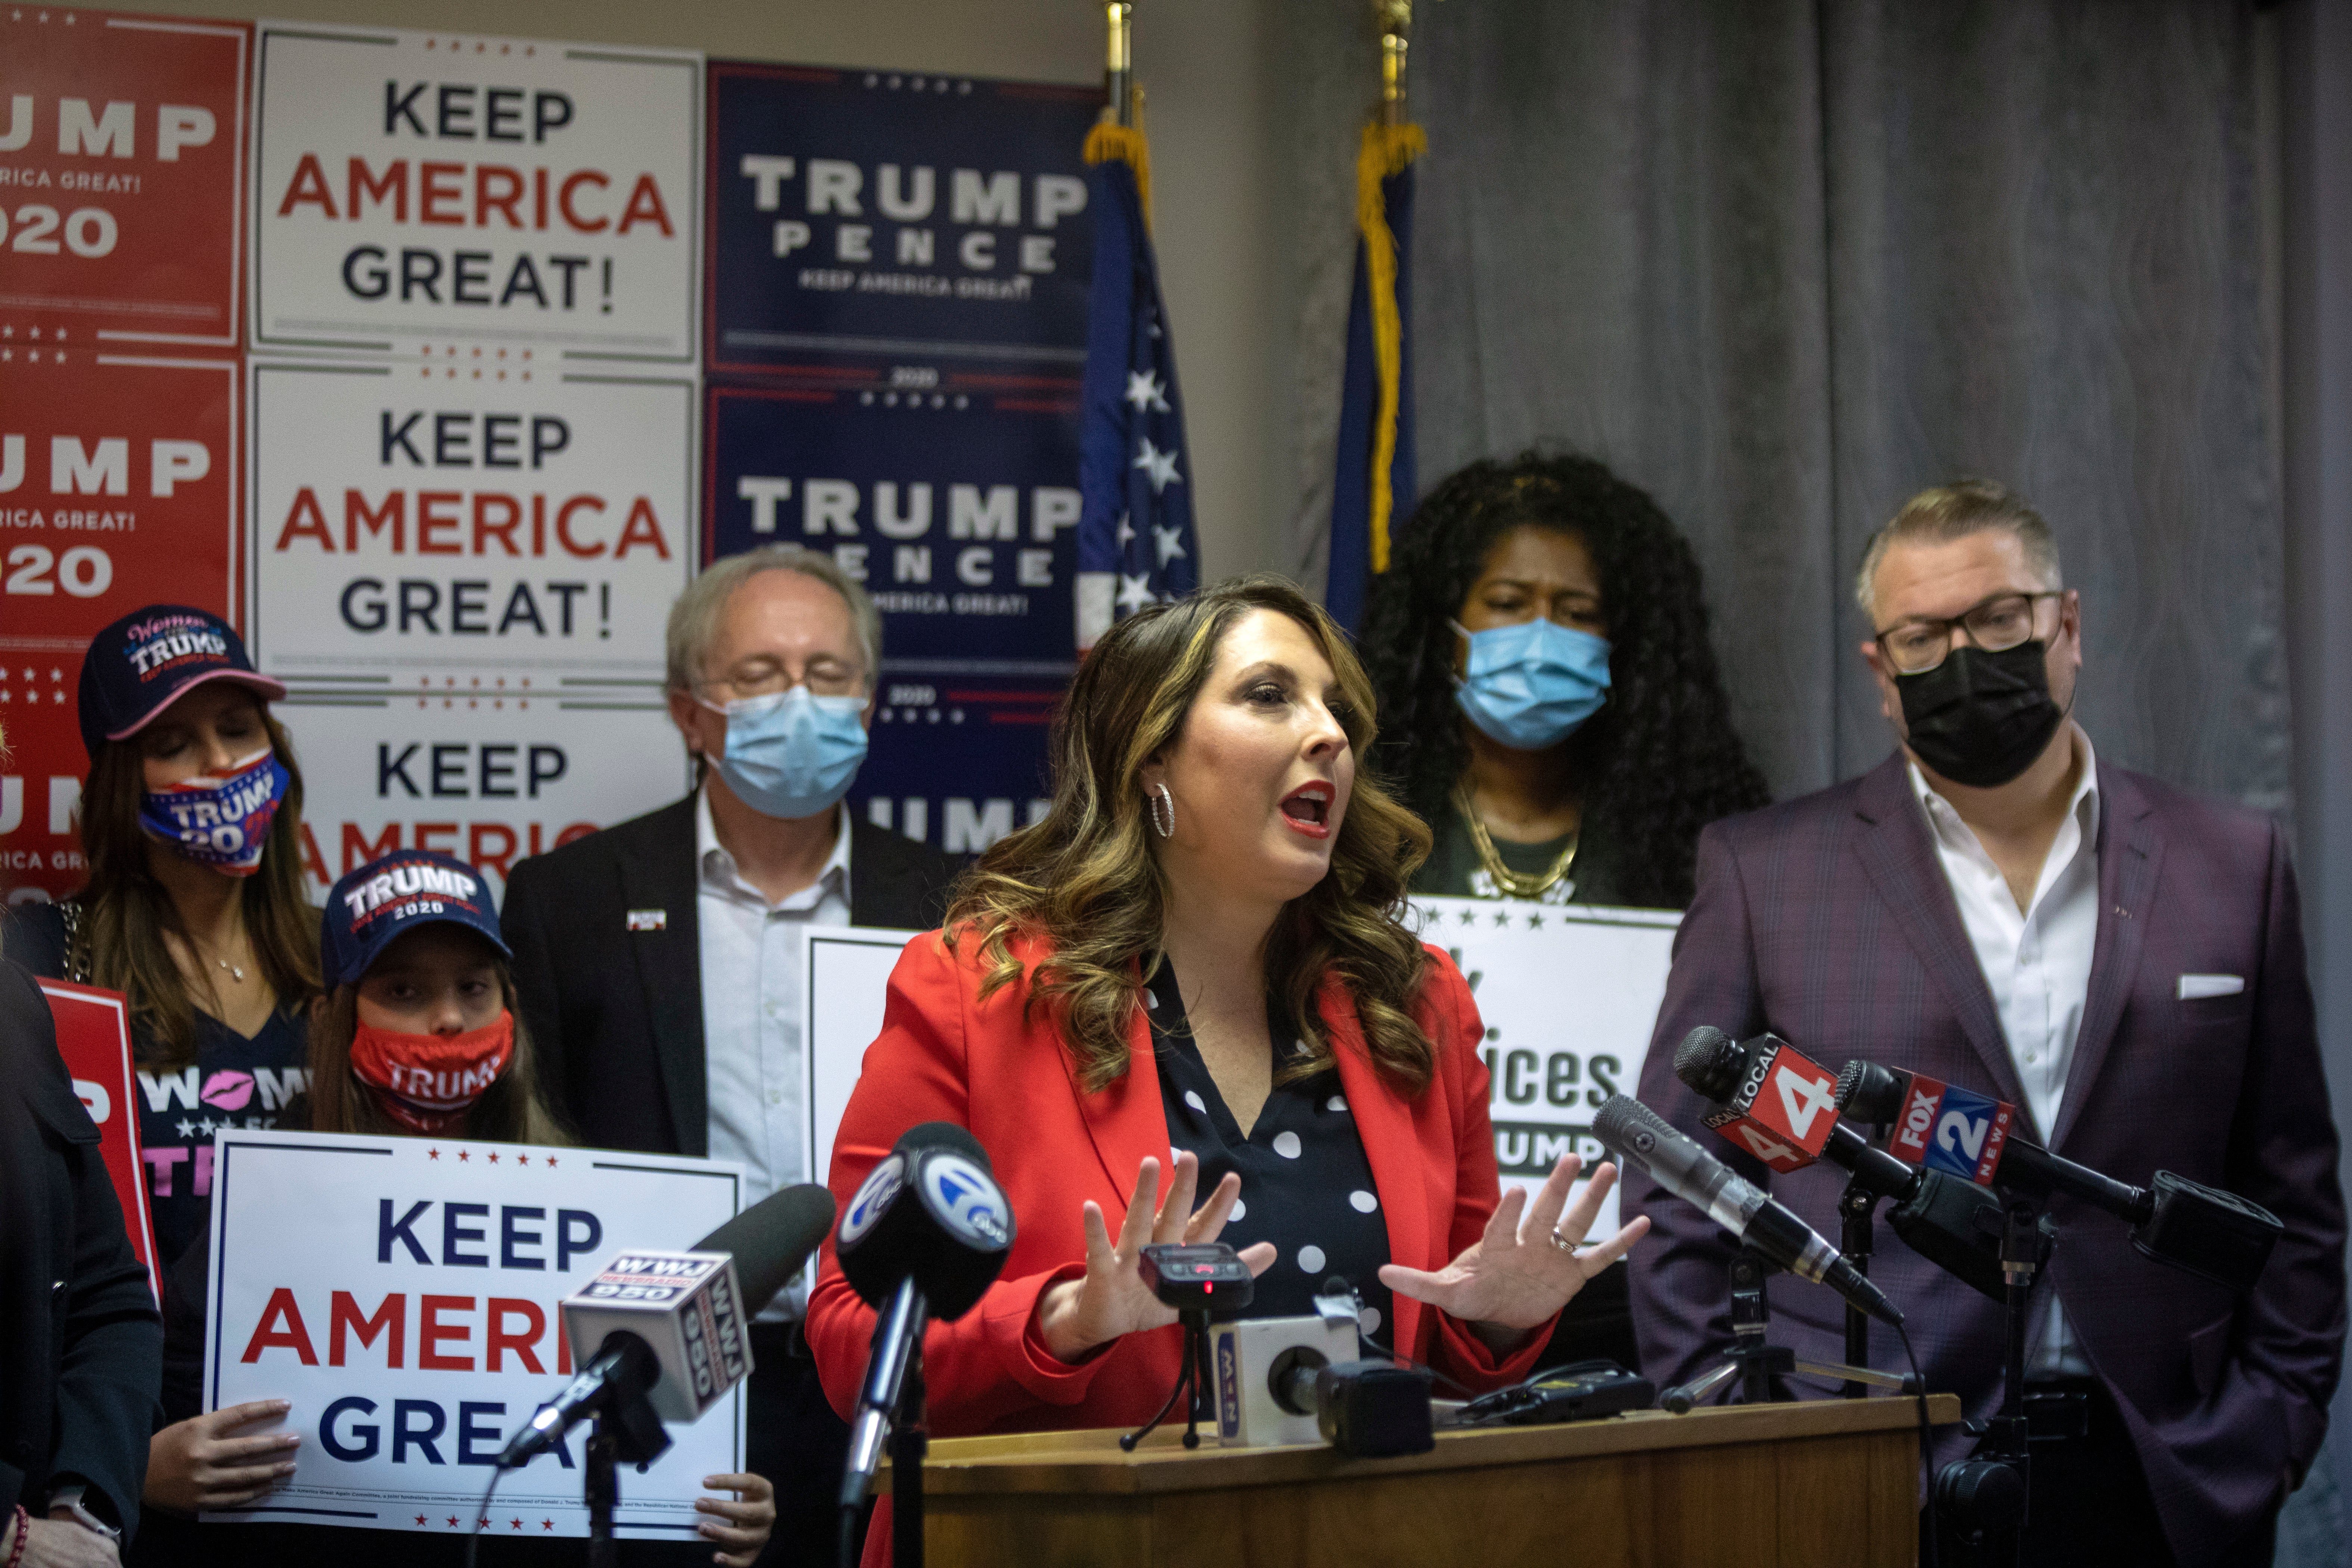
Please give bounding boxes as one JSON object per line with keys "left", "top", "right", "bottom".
{"left": 808, "top": 577, "right": 1647, "bottom": 1551}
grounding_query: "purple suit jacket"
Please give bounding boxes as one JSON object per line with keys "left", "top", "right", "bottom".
{"left": 1630, "top": 751, "right": 2346, "bottom": 1563}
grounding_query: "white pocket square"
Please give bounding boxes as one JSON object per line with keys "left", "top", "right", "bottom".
{"left": 2178, "top": 974, "right": 2245, "bottom": 1000}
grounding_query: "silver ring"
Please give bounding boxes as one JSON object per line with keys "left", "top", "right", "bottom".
{"left": 1548, "top": 1228, "right": 1579, "bottom": 1254}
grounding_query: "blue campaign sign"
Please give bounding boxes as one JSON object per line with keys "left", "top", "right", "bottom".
{"left": 705, "top": 382, "right": 1078, "bottom": 850}
{"left": 706, "top": 62, "right": 1100, "bottom": 376}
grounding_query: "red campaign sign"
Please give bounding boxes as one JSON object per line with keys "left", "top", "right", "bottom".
{"left": 0, "top": 8, "right": 249, "bottom": 348}
{"left": 38, "top": 977, "right": 160, "bottom": 1303}
{"left": 1, "top": 350, "right": 238, "bottom": 902}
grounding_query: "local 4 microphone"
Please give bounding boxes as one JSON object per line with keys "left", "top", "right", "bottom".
{"left": 498, "top": 1181, "right": 839, "bottom": 1469}
{"left": 1836, "top": 1059, "right": 2282, "bottom": 1293}
{"left": 1675, "top": 1027, "right": 2009, "bottom": 1300}
{"left": 835, "top": 1122, "right": 1016, "bottom": 1512}
{"left": 1594, "top": 1094, "right": 1903, "bottom": 1326}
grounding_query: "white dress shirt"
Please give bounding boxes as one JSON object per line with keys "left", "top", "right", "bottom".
{"left": 1908, "top": 730, "right": 2099, "bottom": 1380}
{"left": 697, "top": 783, "right": 852, "bottom": 1320}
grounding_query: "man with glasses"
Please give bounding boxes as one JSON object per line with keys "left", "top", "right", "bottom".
{"left": 502, "top": 545, "right": 960, "bottom": 1566}
{"left": 1629, "top": 481, "right": 2343, "bottom": 1567}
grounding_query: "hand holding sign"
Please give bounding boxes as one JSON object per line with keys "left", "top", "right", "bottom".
{"left": 145, "top": 1400, "right": 300, "bottom": 1513}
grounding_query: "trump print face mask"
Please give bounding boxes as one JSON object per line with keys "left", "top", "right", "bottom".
{"left": 137, "top": 751, "right": 289, "bottom": 875}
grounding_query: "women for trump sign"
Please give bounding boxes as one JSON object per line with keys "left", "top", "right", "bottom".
{"left": 201, "top": 1129, "right": 742, "bottom": 1538}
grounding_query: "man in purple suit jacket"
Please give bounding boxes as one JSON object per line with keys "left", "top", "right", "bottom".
{"left": 1630, "top": 481, "right": 2345, "bottom": 1567}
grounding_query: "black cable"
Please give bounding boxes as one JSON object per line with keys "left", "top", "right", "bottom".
{"left": 464, "top": 1467, "right": 503, "bottom": 1568}
{"left": 837, "top": 1503, "right": 860, "bottom": 1568}
{"left": 1895, "top": 1321, "right": 1938, "bottom": 1568}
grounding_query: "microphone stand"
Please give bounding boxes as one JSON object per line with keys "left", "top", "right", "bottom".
{"left": 1838, "top": 1178, "right": 1881, "bottom": 1400}
{"left": 1661, "top": 1248, "right": 1915, "bottom": 1413}
{"left": 890, "top": 1351, "right": 928, "bottom": 1568}
{"left": 1930, "top": 1198, "right": 2043, "bottom": 1567}
{"left": 578, "top": 1379, "right": 669, "bottom": 1568}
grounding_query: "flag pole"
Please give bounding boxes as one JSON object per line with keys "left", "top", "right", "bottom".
{"left": 1105, "top": 1, "right": 1134, "bottom": 127}
{"left": 1376, "top": 0, "right": 1410, "bottom": 126}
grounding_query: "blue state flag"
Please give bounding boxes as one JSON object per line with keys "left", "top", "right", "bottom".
{"left": 1327, "top": 122, "right": 1425, "bottom": 633}
{"left": 1075, "top": 124, "right": 1198, "bottom": 650}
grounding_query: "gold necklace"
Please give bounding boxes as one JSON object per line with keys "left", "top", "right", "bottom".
{"left": 184, "top": 930, "right": 250, "bottom": 984}
{"left": 1454, "top": 781, "right": 1578, "bottom": 900}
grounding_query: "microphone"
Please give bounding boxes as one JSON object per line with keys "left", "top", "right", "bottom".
{"left": 1837, "top": 1059, "right": 2281, "bottom": 1292}
{"left": 836, "top": 1123, "right": 1016, "bottom": 1511}
{"left": 1595, "top": 1094, "right": 1903, "bottom": 1326}
{"left": 497, "top": 1182, "right": 839, "bottom": 1469}
{"left": 1674, "top": 1028, "right": 2007, "bottom": 1299}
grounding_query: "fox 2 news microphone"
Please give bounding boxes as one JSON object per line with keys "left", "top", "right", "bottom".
{"left": 1594, "top": 1094, "right": 1902, "bottom": 1326}
{"left": 1836, "top": 1058, "right": 2282, "bottom": 1292}
{"left": 493, "top": 1182, "right": 838, "bottom": 1564}
{"left": 835, "top": 1122, "right": 1015, "bottom": 1568}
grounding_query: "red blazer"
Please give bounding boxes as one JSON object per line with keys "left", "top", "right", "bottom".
{"left": 807, "top": 930, "right": 1551, "bottom": 1445}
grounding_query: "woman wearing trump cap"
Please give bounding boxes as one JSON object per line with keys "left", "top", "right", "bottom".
{"left": 807, "top": 576, "right": 1648, "bottom": 1565}
{"left": 3, "top": 604, "right": 321, "bottom": 1277}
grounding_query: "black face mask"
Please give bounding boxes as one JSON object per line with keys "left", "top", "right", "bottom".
{"left": 1894, "top": 641, "right": 2065, "bottom": 788}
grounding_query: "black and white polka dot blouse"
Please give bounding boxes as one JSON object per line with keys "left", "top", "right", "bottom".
{"left": 1146, "top": 960, "right": 1396, "bottom": 1348}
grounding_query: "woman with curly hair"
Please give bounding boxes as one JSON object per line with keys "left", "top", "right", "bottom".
{"left": 1361, "top": 452, "right": 1769, "bottom": 910}
{"left": 806, "top": 576, "right": 1647, "bottom": 1565}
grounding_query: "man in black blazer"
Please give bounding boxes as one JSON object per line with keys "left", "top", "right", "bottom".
{"left": 1, "top": 958, "right": 161, "bottom": 1565}
{"left": 501, "top": 545, "right": 959, "bottom": 1568}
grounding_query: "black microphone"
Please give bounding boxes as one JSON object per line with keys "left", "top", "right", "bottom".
{"left": 499, "top": 1181, "right": 839, "bottom": 1468}
{"left": 1836, "top": 1059, "right": 2281, "bottom": 1292}
{"left": 836, "top": 1123, "right": 1016, "bottom": 1511}
{"left": 1595, "top": 1094, "right": 1903, "bottom": 1326}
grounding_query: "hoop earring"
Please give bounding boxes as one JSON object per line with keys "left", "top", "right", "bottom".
{"left": 1149, "top": 784, "right": 1176, "bottom": 839}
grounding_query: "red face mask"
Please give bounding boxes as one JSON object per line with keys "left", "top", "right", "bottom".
{"left": 348, "top": 1011, "right": 515, "bottom": 1133}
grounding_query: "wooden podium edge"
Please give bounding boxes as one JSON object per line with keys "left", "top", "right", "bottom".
{"left": 885, "top": 1393, "right": 1964, "bottom": 1497}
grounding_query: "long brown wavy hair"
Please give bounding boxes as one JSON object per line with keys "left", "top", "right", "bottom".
{"left": 947, "top": 576, "right": 1439, "bottom": 1095}
{"left": 303, "top": 955, "right": 572, "bottom": 1146}
{"left": 72, "top": 697, "right": 322, "bottom": 1067}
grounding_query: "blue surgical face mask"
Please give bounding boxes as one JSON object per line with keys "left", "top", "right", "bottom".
{"left": 700, "top": 686, "right": 870, "bottom": 820}
{"left": 1452, "top": 618, "right": 1613, "bottom": 752}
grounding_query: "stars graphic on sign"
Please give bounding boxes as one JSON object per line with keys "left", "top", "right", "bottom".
{"left": 458, "top": 1150, "right": 470, "bottom": 1162}
{"left": 428, "top": 1148, "right": 441, "bottom": 1160}
{"left": 446, "top": 1516, "right": 460, "bottom": 1528}
{"left": 1123, "top": 369, "right": 1170, "bottom": 413}
{"left": 487, "top": 1151, "right": 500, "bottom": 1164}
{"left": 1491, "top": 910, "right": 1511, "bottom": 927}
{"left": 1132, "top": 438, "right": 1182, "bottom": 495}
{"left": 415, "top": 1515, "right": 428, "bottom": 1527}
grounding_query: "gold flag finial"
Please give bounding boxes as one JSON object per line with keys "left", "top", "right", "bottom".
{"left": 1374, "top": 0, "right": 1411, "bottom": 126}
{"left": 1105, "top": 2, "right": 1135, "bottom": 127}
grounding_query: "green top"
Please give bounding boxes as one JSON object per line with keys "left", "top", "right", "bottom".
{"left": 1412, "top": 797, "right": 1631, "bottom": 908}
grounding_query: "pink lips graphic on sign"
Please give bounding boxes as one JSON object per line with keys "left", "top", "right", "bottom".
{"left": 201, "top": 1070, "right": 255, "bottom": 1112}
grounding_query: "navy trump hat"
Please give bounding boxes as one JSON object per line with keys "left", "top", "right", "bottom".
{"left": 324, "top": 850, "right": 512, "bottom": 989}
{"left": 78, "top": 605, "right": 286, "bottom": 761}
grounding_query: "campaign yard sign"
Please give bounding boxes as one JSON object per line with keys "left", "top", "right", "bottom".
{"left": 39, "top": 977, "right": 159, "bottom": 1302}
{"left": 0, "top": 7, "right": 250, "bottom": 347}
{"left": 1, "top": 350, "right": 239, "bottom": 903}
{"left": 1405, "top": 897, "right": 1680, "bottom": 1239}
{"left": 202, "top": 1129, "right": 743, "bottom": 1538}
{"left": 252, "top": 23, "right": 700, "bottom": 360}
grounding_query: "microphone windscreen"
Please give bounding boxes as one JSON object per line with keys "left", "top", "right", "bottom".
{"left": 895, "top": 1119, "right": 991, "bottom": 1172}
{"left": 1671, "top": 1026, "right": 1742, "bottom": 1102}
{"left": 693, "top": 1183, "right": 839, "bottom": 1313}
{"left": 1593, "top": 1094, "right": 1677, "bottom": 1167}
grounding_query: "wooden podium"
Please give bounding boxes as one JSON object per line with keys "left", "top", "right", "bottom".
{"left": 881, "top": 1394, "right": 1961, "bottom": 1567}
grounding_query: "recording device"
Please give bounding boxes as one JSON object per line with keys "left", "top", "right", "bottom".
{"left": 497, "top": 1182, "right": 839, "bottom": 1469}
{"left": 1837, "top": 1058, "right": 2281, "bottom": 1292}
{"left": 1594, "top": 1094, "right": 1903, "bottom": 1326}
{"left": 1676, "top": 1027, "right": 2009, "bottom": 1300}
{"left": 1458, "top": 1360, "right": 1657, "bottom": 1427}
{"left": 835, "top": 1123, "right": 1015, "bottom": 1511}
{"left": 1141, "top": 1243, "right": 1255, "bottom": 1315}
{"left": 1212, "top": 1286, "right": 1361, "bottom": 1447}
{"left": 1281, "top": 1360, "right": 1435, "bottom": 1458}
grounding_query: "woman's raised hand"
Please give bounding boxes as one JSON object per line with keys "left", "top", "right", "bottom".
{"left": 1036, "top": 1149, "right": 1275, "bottom": 1363}
{"left": 1377, "top": 1154, "right": 1649, "bottom": 1341}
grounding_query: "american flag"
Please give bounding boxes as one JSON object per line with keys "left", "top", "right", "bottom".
{"left": 1074, "top": 137, "right": 1199, "bottom": 650}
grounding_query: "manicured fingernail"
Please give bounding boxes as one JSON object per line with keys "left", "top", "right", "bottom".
{"left": 277, "top": 1463, "right": 298, "bottom": 1475}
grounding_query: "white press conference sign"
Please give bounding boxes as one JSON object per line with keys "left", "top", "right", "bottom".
{"left": 253, "top": 22, "right": 701, "bottom": 360}
{"left": 202, "top": 1129, "right": 742, "bottom": 1537}
{"left": 802, "top": 901, "right": 1676, "bottom": 1236}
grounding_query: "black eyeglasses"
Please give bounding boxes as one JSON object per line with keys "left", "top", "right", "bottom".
{"left": 1873, "top": 591, "right": 2064, "bottom": 675}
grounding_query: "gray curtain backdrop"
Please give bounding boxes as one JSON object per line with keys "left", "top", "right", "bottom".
{"left": 1285, "top": 0, "right": 2289, "bottom": 812}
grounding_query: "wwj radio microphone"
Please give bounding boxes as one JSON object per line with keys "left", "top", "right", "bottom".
{"left": 497, "top": 1180, "right": 840, "bottom": 1470}
{"left": 834, "top": 1121, "right": 1015, "bottom": 1565}
{"left": 1594, "top": 1094, "right": 1902, "bottom": 1326}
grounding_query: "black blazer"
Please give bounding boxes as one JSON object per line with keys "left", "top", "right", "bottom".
{"left": 500, "top": 796, "right": 962, "bottom": 1156}
{"left": 0, "top": 959, "right": 161, "bottom": 1540}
